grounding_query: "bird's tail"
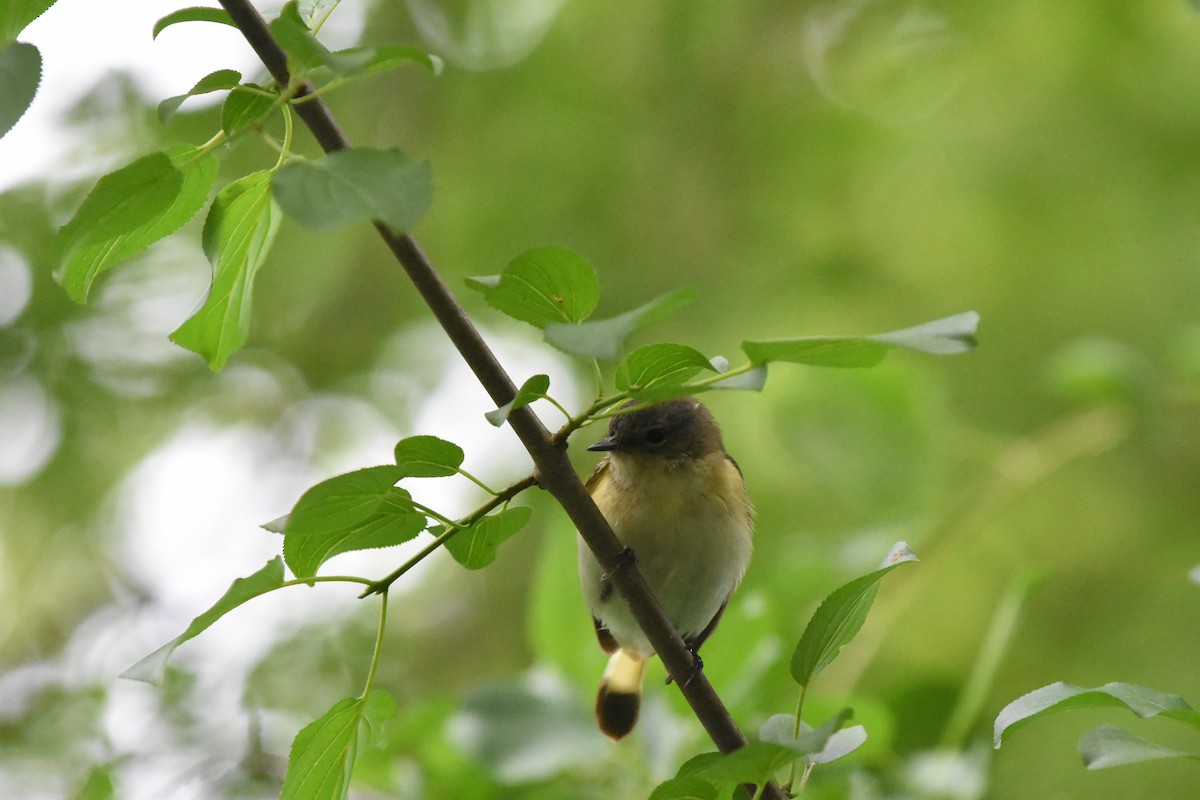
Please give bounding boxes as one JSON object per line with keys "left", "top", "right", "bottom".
{"left": 596, "top": 648, "right": 649, "bottom": 739}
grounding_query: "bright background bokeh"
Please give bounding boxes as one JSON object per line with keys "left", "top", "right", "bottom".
{"left": 2, "top": 1, "right": 1200, "bottom": 798}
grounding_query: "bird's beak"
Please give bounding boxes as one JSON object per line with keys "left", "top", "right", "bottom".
{"left": 587, "top": 435, "right": 620, "bottom": 452}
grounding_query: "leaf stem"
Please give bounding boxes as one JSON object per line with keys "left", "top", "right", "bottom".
{"left": 410, "top": 501, "right": 459, "bottom": 529}
{"left": 195, "top": 130, "right": 228, "bottom": 158}
{"left": 278, "top": 103, "right": 294, "bottom": 168}
{"left": 279, "top": 575, "right": 375, "bottom": 590}
{"left": 360, "top": 588, "right": 388, "bottom": 699}
{"left": 552, "top": 394, "right": 628, "bottom": 444}
{"left": 552, "top": 360, "right": 762, "bottom": 444}
{"left": 541, "top": 393, "right": 574, "bottom": 425}
{"left": 786, "top": 683, "right": 809, "bottom": 791}
{"left": 311, "top": 0, "right": 342, "bottom": 34}
{"left": 292, "top": 77, "right": 348, "bottom": 104}
{"left": 360, "top": 473, "right": 536, "bottom": 596}
{"left": 238, "top": 84, "right": 281, "bottom": 98}
{"left": 686, "top": 359, "right": 758, "bottom": 389}
{"left": 455, "top": 467, "right": 500, "bottom": 496}
{"left": 590, "top": 398, "right": 652, "bottom": 420}
{"left": 795, "top": 762, "right": 815, "bottom": 795}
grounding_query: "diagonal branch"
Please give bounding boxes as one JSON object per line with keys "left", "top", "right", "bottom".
{"left": 218, "top": 2, "right": 784, "bottom": 795}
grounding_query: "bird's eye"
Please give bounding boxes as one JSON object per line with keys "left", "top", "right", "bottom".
{"left": 645, "top": 427, "right": 666, "bottom": 445}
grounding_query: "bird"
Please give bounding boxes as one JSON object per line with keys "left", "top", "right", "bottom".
{"left": 578, "top": 397, "right": 754, "bottom": 739}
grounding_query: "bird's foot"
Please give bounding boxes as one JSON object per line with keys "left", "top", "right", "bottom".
{"left": 665, "top": 645, "right": 703, "bottom": 687}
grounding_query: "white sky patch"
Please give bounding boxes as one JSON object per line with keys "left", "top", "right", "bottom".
{"left": 0, "top": 376, "right": 61, "bottom": 485}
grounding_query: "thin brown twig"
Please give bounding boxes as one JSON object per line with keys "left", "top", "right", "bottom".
{"left": 217, "top": 2, "right": 784, "bottom": 795}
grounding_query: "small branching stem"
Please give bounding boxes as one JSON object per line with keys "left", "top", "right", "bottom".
{"left": 361, "top": 473, "right": 536, "bottom": 597}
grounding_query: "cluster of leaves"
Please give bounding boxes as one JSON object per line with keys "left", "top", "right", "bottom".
{"left": 269, "top": 435, "right": 532, "bottom": 578}
{"left": 995, "top": 680, "right": 1200, "bottom": 770}
{"left": 467, "top": 244, "right": 979, "bottom": 428}
{"left": 8, "top": 1, "right": 439, "bottom": 371}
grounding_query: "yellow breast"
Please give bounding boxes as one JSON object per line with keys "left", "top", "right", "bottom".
{"left": 582, "top": 451, "right": 754, "bottom": 653}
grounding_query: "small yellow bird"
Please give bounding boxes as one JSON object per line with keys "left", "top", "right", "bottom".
{"left": 578, "top": 398, "right": 754, "bottom": 739}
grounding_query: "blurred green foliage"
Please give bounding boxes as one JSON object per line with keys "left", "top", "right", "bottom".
{"left": 3, "top": 0, "right": 1200, "bottom": 797}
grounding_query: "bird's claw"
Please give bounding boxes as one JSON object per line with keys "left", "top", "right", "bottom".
{"left": 665, "top": 645, "right": 704, "bottom": 687}
{"left": 600, "top": 546, "right": 636, "bottom": 583}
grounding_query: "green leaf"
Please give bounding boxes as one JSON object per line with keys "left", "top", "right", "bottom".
{"left": 543, "top": 287, "right": 698, "bottom": 361}
{"left": 170, "top": 169, "right": 282, "bottom": 370}
{"left": 872, "top": 310, "right": 980, "bottom": 354}
{"left": 742, "top": 311, "right": 980, "bottom": 367}
{"left": 674, "top": 752, "right": 725, "bottom": 777}
{"left": 1079, "top": 725, "right": 1200, "bottom": 770}
{"left": 269, "top": 1, "right": 330, "bottom": 72}
{"left": 744, "top": 336, "right": 889, "bottom": 368}
{"left": 759, "top": 709, "right": 851, "bottom": 756}
{"left": 327, "top": 44, "right": 442, "bottom": 78}
{"left": 686, "top": 364, "right": 768, "bottom": 395}
{"left": 270, "top": 1, "right": 375, "bottom": 77}
{"left": 283, "top": 466, "right": 427, "bottom": 579}
{"left": 994, "top": 681, "right": 1200, "bottom": 748}
{"left": 485, "top": 374, "right": 550, "bottom": 426}
{"left": 444, "top": 506, "right": 533, "bottom": 569}
{"left": 393, "top": 435, "right": 465, "bottom": 477}
{"left": 616, "top": 343, "right": 715, "bottom": 393}
{"left": 693, "top": 740, "right": 799, "bottom": 788}
{"left": 810, "top": 725, "right": 868, "bottom": 765}
{"left": 309, "top": 44, "right": 441, "bottom": 84}
{"left": 614, "top": 362, "right": 768, "bottom": 406}
{"left": 271, "top": 147, "right": 433, "bottom": 233}
{"left": 281, "top": 697, "right": 364, "bottom": 800}
{"left": 262, "top": 514, "right": 288, "bottom": 533}
{"left": 791, "top": 541, "right": 918, "bottom": 688}
{"left": 467, "top": 246, "right": 600, "bottom": 328}
{"left": 2, "top": 0, "right": 56, "bottom": 41}
{"left": 222, "top": 83, "right": 278, "bottom": 137}
{"left": 465, "top": 274, "right": 500, "bottom": 290}
{"left": 647, "top": 777, "right": 720, "bottom": 800}
{"left": 157, "top": 68, "right": 241, "bottom": 123}
{"left": 705, "top": 364, "right": 768, "bottom": 392}
{"left": 152, "top": 6, "right": 236, "bottom": 40}
{"left": 58, "top": 146, "right": 218, "bottom": 303}
{"left": 59, "top": 152, "right": 182, "bottom": 258}
{"left": 0, "top": 41, "right": 40, "bottom": 141}
{"left": 758, "top": 711, "right": 867, "bottom": 765}
{"left": 121, "top": 557, "right": 285, "bottom": 684}
{"left": 72, "top": 764, "right": 115, "bottom": 800}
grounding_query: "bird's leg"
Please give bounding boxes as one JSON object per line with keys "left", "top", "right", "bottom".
{"left": 665, "top": 641, "right": 704, "bottom": 687}
{"left": 600, "top": 546, "right": 636, "bottom": 584}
